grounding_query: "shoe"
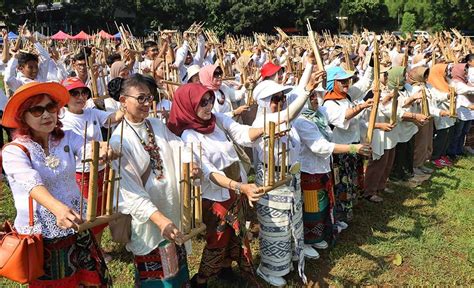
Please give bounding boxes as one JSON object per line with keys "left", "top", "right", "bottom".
{"left": 384, "top": 187, "right": 394, "bottom": 194}
{"left": 312, "top": 240, "right": 329, "bottom": 250}
{"left": 364, "top": 194, "right": 383, "bottom": 203}
{"left": 336, "top": 221, "right": 349, "bottom": 230}
{"left": 257, "top": 267, "right": 286, "bottom": 287}
{"left": 441, "top": 156, "right": 453, "bottom": 166}
{"left": 303, "top": 244, "right": 320, "bottom": 259}
{"left": 420, "top": 165, "right": 434, "bottom": 174}
{"left": 413, "top": 167, "right": 426, "bottom": 176}
{"left": 432, "top": 159, "right": 444, "bottom": 168}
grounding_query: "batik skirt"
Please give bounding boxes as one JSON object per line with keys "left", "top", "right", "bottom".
{"left": 134, "top": 243, "right": 190, "bottom": 288}
{"left": 300, "top": 171, "right": 335, "bottom": 245}
{"left": 29, "top": 230, "right": 111, "bottom": 287}
{"left": 332, "top": 153, "right": 364, "bottom": 222}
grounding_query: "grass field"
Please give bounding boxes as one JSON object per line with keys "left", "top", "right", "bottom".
{"left": 1, "top": 156, "right": 473, "bottom": 287}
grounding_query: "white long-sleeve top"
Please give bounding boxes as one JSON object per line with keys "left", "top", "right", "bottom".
{"left": 61, "top": 107, "right": 112, "bottom": 172}
{"left": 251, "top": 52, "right": 267, "bottom": 68}
{"left": 5, "top": 42, "right": 51, "bottom": 91}
{"left": 451, "top": 80, "right": 474, "bottom": 121}
{"left": 110, "top": 118, "right": 185, "bottom": 256}
{"left": 293, "top": 107, "right": 334, "bottom": 174}
{"left": 174, "top": 35, "right": 206, "bottom": 82}
{"left": 181, "top": 113, "right": 252, "bottom": 202}
{"left": 211, "top": 83, "right": 244, "bottom": 117}
{"left": 2, "top": 132, "right": 84, "bottom": 239}
{"left": 429, "top": 86, "right": 456, "bottom": 130}
{"left": 396, "top": 89, "right": 419, "bottom": 143}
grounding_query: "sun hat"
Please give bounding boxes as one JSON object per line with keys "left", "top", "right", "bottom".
{"left": 3, "top": 82, "right": 69, "bottom": 128}
{"left": 253, "top": 80, "right": 292, "bottom": 102}
{"left": 326, "top": 66, "right": 355, "bottom": 91}
{"left": 185, "top": 65, "right": 201, "bottom": 83}
{"left": 260, "top": 62, "right": 283, "bottom": 79}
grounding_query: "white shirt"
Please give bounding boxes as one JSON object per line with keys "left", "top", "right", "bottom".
{"left": 62, "top": 108, "right": 111, "bottom": 171}
{"left": 452, "top": 80, "right": 474, "bottom": 121}
{"left": 429, "top": 86, "right": 456, "bottom": 130}
{"left": 293, "top": 108, "right": 334, "bottom": 174}
{"left": 174, "top": 35, "right": 206, "bottom": 82}
{"left": 396, "top": 89, "right": 419, "bottom": 143}
{"left": 110, "top": 118, "right": 184, "bottom": 255}
{"left": 3, "top": 132, "right": 84, "bottom": 239}
{"left": 181, "top": 113, "right": 252, "bottom": 202}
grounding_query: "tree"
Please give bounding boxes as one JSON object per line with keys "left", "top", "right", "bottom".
{"left": 400, "top": 12, "right": 416, "bottom": 33}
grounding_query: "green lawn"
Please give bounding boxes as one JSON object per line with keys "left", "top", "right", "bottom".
{"left": 1, "top": 156, "right": 473, "bottom": 287}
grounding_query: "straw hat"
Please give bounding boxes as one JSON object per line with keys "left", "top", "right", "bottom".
{"left": 3, "top": 82, "right": 69, "bottom": 128}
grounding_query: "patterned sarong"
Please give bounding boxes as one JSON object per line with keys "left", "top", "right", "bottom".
{"left": 300, "top": 172, "right": 335, "bottom": 245}
{"left": 29, "top": 230, "right": 111, "bottom": 287}
{"left": 134, "top": 243, "right": 190, "bottom": 288}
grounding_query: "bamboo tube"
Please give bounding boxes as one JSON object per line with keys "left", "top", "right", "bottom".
{"left": 449, "top": 86, "right": 457, "bottom": 117}
{"left": 366, "top": 37, "right": 381, "bottom": 144}
{"left": 268, "top": 122, "right": 276, "bottom": 186}
{"left": 194, "top": 144, "right": 203, "bottom": 224}
{"left": 182, "top": 162, "right": 192, "bottom": 234}
{"left": 281, "top": 143, "right": 287, "bottom": 177}
{"left": 262, "top": 177, "right": 292, "bottom": 193}
{"left": 421, "top": 86, "right": 431, "bottom": 118}
{"left": 263, "top": 108, "right": 267, "bottom": 186}
{"left": 390, "top": 84, "right": 399, "bottom": 125}
{"left": 115, "top": 121, "right": 124, "bottom": 213}
{"left": 79, "top": 121, "right": 88, "bottom": 221}
{"left": 105, "top": 168, "right": 115, "bottom": 215}
{"left": 306, "top": 19, "right": 324, "bottom": 72}
{"left": 86, "top": 141, "right": 100, "bottom": 222}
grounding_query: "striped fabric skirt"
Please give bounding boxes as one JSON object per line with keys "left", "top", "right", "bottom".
{"left": 29, "top": 231, "right": 111, "bottom": 288}
{"left": 300, "top": 172, "right": 335, "bottom": 245}
{"left": 255, "top": 165, "right": 306, "bottom": 283}
{"left": 134, "top": 242, "right": 190, "bottom": 288}
{"left": 332, "top": 153, "right": 364, "bottom": 222}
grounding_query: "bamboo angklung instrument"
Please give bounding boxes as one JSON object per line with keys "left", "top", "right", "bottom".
{"left": 420, "top": 85, "right": 431, "bottom": 118}
{"left": 177, "top": 143, "right": 206, "bottom": 244}
{"left": 449, "top": 86, "right": 457, "bottom": 117}
{"left": 390, "top": 80, "right": 400, "bottom": 126}
{"left": 306, "top": 19, "right": 326, "bottom": 87}
{"left": 366, "top": 36, "right": 381, "bottom": 144}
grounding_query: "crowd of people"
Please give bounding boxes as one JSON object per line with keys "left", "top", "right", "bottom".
{"left": 0, "top": 24, "right": 473, "bottom": 288}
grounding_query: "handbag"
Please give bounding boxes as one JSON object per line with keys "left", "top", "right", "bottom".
{"left": 0, "top": 143, "right": 44, "bottom": 284}
{"left": 215, "top": 120, "right": 252, "bottom": 174}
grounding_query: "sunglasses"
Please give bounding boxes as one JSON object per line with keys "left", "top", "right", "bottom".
{"left": 27, "top": 102, "right": 59, "bottom": 117}
{"left": 70, "top": 89, "right": 90, "bottom": 98}
{"left": 271, "top": 93, "right": 286, "bottom": 103}
{"left": 200, "top": 96, "right": 215, "bottom": 107}
{"left": 124, "top": 94, "right": 154, "bottom": 104}
{"left": 213, "top": 73, "right": 223, "bottom": 79}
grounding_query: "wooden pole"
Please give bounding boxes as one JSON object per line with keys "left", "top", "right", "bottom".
{"left": 268, "top": 122, "right": 276, "bottom": 186}
{"left": 366, "top": 36, "right": 381, "bottom": 144}
{"left": 86, "top": 141, "right": 100, "bottom": 222}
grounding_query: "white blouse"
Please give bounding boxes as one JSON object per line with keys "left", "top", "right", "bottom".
{"left": 396, "top": 89, "right": 419, "bottom": 143}
{"left": 181, "top": 113, "right": 252, "bottom": 202}
{"left": 110, "top": 118, "right": 185, "bottom": 256}
{"left": 3, "top": 131, "right": 84, "bottom": 239}
{"left": 293, "top": 107, "right": 334, "bottom": 174}
{"left": 452, "top": 81, "right": 474, "bottom": 121}
{"left": 62, "top": 107, "right": 112, "bottom": 172}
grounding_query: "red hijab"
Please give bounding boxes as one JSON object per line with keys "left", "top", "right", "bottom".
{"left": 167, "top": 83, "right": 216, "bottom": 136}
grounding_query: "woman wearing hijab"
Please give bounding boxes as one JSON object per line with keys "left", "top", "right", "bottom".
{"left": 293, "top": 86, "right": 371, "bottom": 253}
{"left": 447, "top": 63, "right": 474, "bottom": 159}
{"left": 167, "top": 83, "right": 266, "bottom": 287}
{"left": 427, "top": 63, "right": 456, "bottom": 167}
{"left": 322, "top": 65, "right": 374, "bottom": 228}
{"left": 110, "top": 60, "right": 131, "bottom": 80}
{"left": 199, "top": 64, "right": 249, "bottom": 118}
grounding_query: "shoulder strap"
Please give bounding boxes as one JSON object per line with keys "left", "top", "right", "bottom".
{"left": 1, "top": 142, "right": 34, "bottom": 227}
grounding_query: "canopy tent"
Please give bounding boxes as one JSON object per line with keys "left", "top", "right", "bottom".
{"left": 72, "top": 31, "right": 91, "bottom": 40}
{"left": 97, "top": 30, "right": 114, "bottom": 39}
{"left": 113, "top": 32, "right": 121, "bottom": 39}
{"left": 51, "top": 30, "right": 72, "bottom": 40}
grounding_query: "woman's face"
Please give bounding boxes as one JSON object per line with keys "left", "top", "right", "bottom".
{"left": 212, "top": 68, "right": 223, "bottom": 87}
{"left": 309, "top": 93, "right": 319, "bottom": 110}
{"left": 120, "top": 85, "right": 153, "bottom": 122}
{"left": 196, "top": 92, "right": 215, "bottom": 121}
{"left": 380, "top": 72, "right": 388, "bottom": 85}
{"left": 154, "top": 62, "right": 165, "bottom": 82}
{"left": 23, "top": 95, "right": 58, "bottom": 136}
{"left": 269, "top": 91, "right": 287, "bottom": 113}
{"left": 67, "top": 88, "right": 89, "bottom": 112}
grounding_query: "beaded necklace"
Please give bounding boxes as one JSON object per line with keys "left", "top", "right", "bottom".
{"left": 125, "top": 119, "right": 165, "bottom": 180}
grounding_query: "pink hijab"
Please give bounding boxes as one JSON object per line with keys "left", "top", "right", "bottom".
{"left": 199, "top": 64, "right": 221, "bottom": 91}
{"left": 451, "top": 63, "right": 467, "bottom": 83}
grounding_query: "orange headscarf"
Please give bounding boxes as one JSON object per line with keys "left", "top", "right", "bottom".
{"left": 427, "top": 63, "right": 449, "bottom": 93}
{"left": 323, "top": 80, "right": 347, "bottom": 101}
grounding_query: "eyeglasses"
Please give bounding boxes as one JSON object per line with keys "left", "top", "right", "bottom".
{"left": 271, "top": 93, "right": 286, "bottom": 103}
{"left": 70, "top": 89, "right": 90, "bottom": 98}
{"left": 27, "top": 102, "right": 59, "bottom": 117}
{"left": 124, "top": 94, "right": 154, "bottom": 104}
{"left": 200, "top": 96, "right": 215, "bottom": 107}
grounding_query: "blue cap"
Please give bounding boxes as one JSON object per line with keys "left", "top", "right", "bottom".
{"left": 326, "top": 66, "right": 354, "bottom": 91}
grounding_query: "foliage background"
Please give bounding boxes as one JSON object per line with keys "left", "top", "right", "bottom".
{"left": 0, "top": 0, "right": 473, "bottom": 36}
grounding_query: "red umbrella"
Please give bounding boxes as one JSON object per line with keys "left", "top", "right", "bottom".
{"left": 72, "top": 31, "right": 91, "bottom": 40}
{"left": 50, "top": 30, "right": 72, "bottom": 40}
{"left": 97, "top": 30, "right": 114, "bottom": 39}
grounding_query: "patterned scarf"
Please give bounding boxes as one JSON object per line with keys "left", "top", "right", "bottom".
{"left": 301, "top": 107, "right": 331, "bottom": 141}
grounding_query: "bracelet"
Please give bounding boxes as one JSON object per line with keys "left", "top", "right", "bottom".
{"left": 234, "top": 182, "right": 242, "bottom": 195}
{"left": 349, "top": 144, "right": 357, "bottom": 155}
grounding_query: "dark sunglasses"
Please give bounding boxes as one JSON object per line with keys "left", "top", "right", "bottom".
{"left": 124, "top": 94, "right": 154, "bottom": 104}
{"left": 200, "top": 96, "right": 215, "bottom": 107}
{"left": 27, "top": 102, "right": 59, "bottom": 117}
{"left": 70, "top": 89, "right": 90, "bottom": 98}
{"left": 213, "top": 72, "right": 223, "bottom": 79}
